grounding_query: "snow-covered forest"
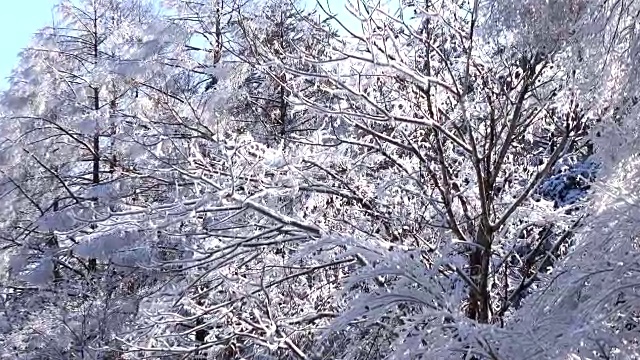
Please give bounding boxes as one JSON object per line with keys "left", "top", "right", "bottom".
{"left": 0, "top": 0, "right": 639, "bottom": 358}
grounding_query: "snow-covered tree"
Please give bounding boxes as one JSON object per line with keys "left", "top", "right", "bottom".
{"left": 0, "top": 0, "right": 178, "bottom": 357}
{"left": 2, "top": 0, "right": 640, "bottom": 359}
{"left": 246, "top": 0, "right": 629, "bottom": 358}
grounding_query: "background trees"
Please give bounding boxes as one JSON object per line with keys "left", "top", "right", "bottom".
{"left": 0, "top": 0, "right": 639, "bottom": 359}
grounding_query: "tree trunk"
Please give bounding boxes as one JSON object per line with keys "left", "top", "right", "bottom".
{"left": 467, "top": 222, "right": 492, "bottom": 323}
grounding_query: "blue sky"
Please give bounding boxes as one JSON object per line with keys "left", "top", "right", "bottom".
{"left": 0, "top": 0, "right": 54, "bottom": 89}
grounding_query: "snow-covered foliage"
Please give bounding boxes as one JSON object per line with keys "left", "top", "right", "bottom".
{"left": 0, "top": 0, "right": 639, "bottom": 359}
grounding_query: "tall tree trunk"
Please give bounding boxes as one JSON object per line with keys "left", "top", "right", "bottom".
{"left": 467, "top": 222, "right": 492, "bottom": 323}
{"left": 88, "top": 9, "right": 100, "bottom": 273}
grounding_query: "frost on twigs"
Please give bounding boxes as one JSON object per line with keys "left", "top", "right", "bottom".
{"left": 1, "top": 0, "right": 640, "bottom": 358}
{"left": 37, "top": 210, "right": 76, "bottom": 232}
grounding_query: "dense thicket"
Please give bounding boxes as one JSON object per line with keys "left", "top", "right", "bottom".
{"left": 0, "top": 0, "right": 638, "bottom": 359}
